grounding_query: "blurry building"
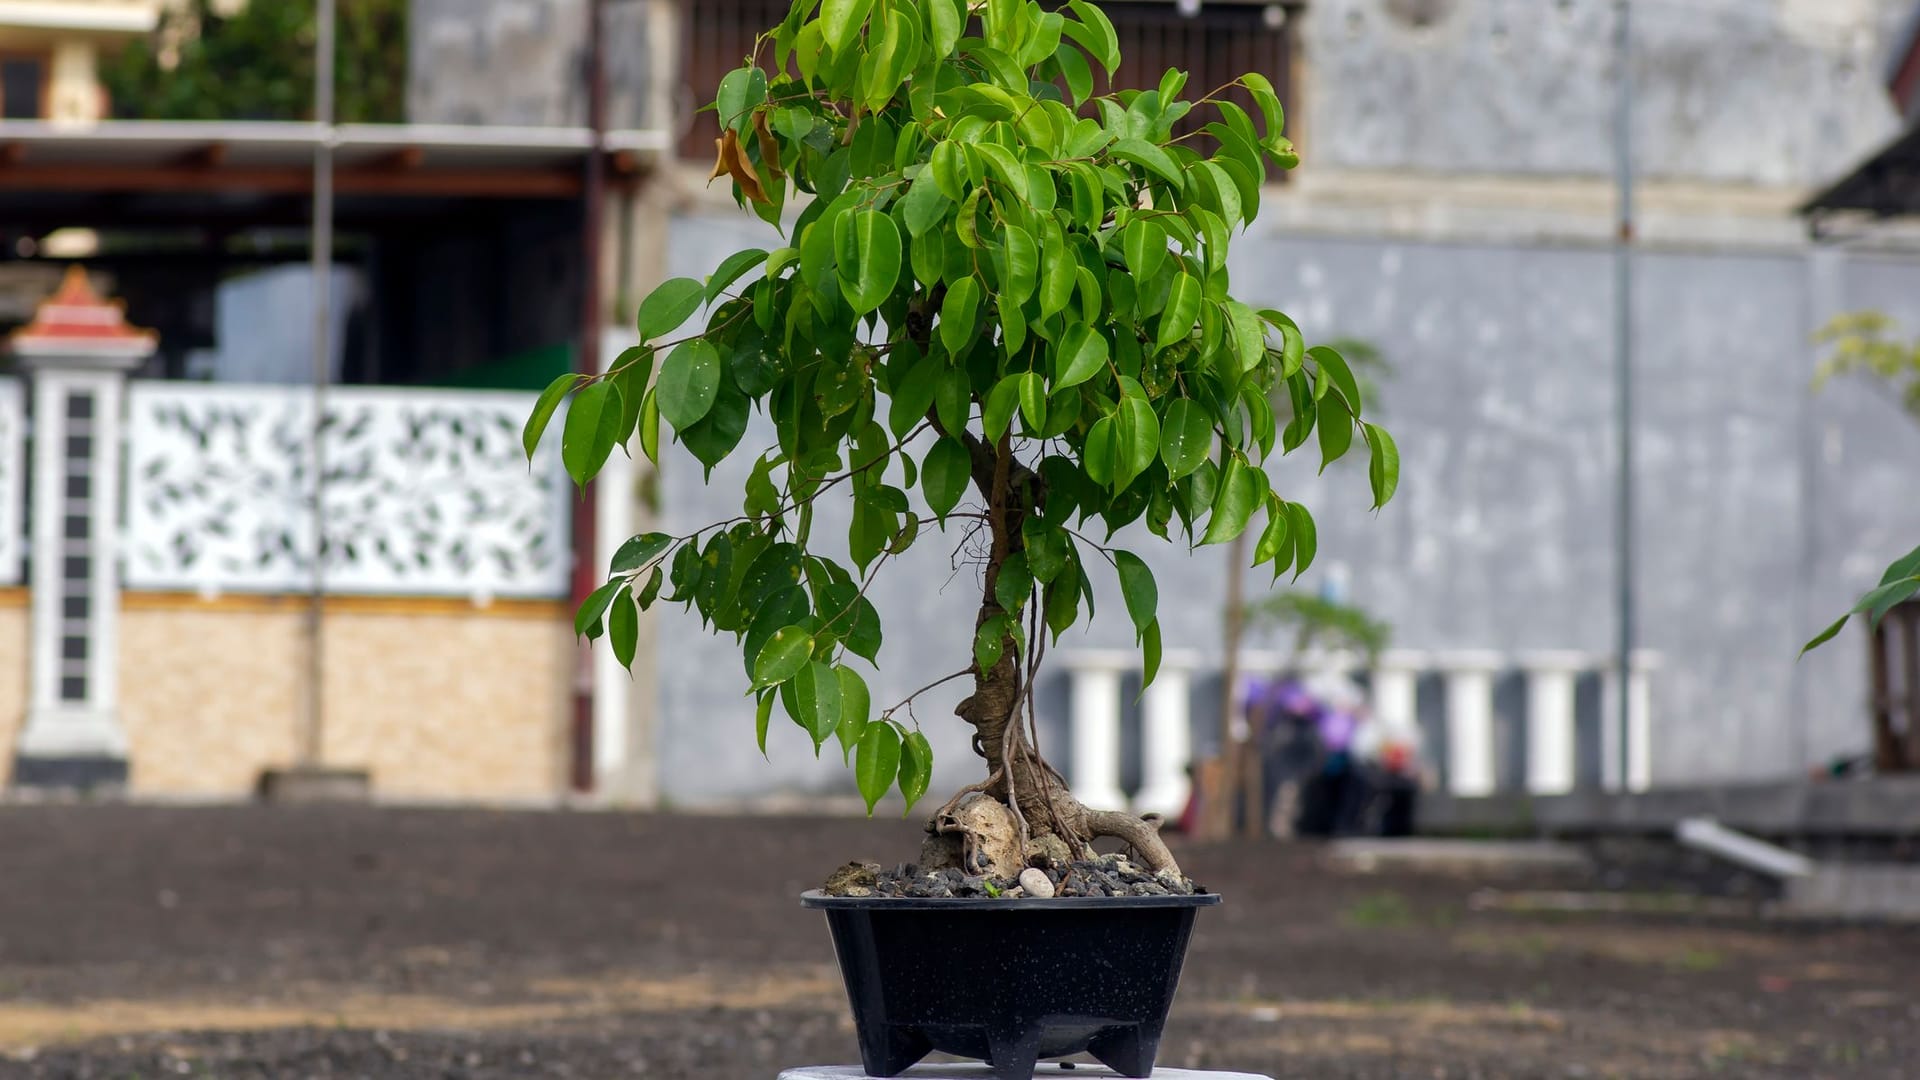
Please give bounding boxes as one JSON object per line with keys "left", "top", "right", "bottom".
{"left": 3, "top": 0, "right": 1920, "bottom": 811}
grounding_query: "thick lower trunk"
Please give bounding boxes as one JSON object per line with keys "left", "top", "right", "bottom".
{"left": 937, "top": 431, "right": 1183, "bottom": 879}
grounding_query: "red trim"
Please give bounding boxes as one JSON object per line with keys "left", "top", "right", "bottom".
{"left": 1893, "top": 26, "right": 1920, "bottom": 115}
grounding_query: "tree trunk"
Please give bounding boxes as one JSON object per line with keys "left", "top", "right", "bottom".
{"left": 931, "top": 429, "right": 1184, "bottom": 880}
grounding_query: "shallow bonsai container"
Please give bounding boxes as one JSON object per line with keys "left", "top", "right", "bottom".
{"left": 803, "top": 890, "right": 1221, "bottom": 1080}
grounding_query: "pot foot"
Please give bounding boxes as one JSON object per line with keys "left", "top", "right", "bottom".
{"left": 1088, "top": 1025, "right": 1158, "bottom": 1078}
{"left": 985, "top": 1032, "right": 1041, "bottom": 1080}
{"left": 854, "top": 1026, "right": 931, "bottom": 1078}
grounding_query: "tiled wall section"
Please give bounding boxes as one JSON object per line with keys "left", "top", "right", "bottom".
{"left": 116, "top": 598, "right": 573, "bottom": 799}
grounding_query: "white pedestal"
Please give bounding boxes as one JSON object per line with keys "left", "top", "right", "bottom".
{"left": 1063, "top": 650, "right": 1131, "bottom": 811}
{"left": 1435, "top": 650, "right": 1504, "bottom": 797}
{"left": 1134, "top": 651, "right": 1198, "bottom": 819}
{"left": 1518, "top": 650, "right": 1586, "bottom": 796}
{"left": 779, "top": 1060, "right": 1274, "bottom": 1068}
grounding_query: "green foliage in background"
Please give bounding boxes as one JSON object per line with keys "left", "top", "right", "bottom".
{"left": 1803, "top": 312, "right": 1920, "bottom": 652}
{"left": 526, "top": 0, "right": 1397, "bottom": 814}
{"left": 101, "top": 0, "right": 407, "bottom": 123}
{"left": 1247, "top": 592, "right": 1391, "bottom": 664}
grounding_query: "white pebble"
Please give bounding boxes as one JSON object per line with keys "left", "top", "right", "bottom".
{"left": 1018, "top": 867, "right": 1056, "bottom": 898}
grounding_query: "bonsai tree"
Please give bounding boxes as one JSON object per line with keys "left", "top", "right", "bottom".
{"left": 525, "top": 0, "right": 1396, "bottom": 881}
{"left": 1803, "top": 312, "right": 1920, "bottom": 651}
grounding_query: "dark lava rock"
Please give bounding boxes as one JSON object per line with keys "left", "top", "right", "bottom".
{"left": 853, "top": 851, "right": 1200, "bottom": 899}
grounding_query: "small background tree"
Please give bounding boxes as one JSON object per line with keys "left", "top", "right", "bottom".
{"left": 102, "top": 0, "right": 407, "bottom": 123}
{"left": 1804, "top": 312, "right": 1920, "bottom": 650}
{"left": 527, "top": 0, "right": 1396, "bottom": 878}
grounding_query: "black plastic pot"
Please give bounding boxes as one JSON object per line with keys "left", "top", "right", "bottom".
{"left": 802, "top": 890, "right": 1220, "bottom": 1080}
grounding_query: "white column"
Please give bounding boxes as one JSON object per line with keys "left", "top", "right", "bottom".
{"left": 1435, "top": 650, "right": 1503, "bottom": 797}
{"left": 1135, "top": 649, "right": 1198, "bottom": 819}
{"left": 1518, "top": 650, "right": 1586, "bottom": 795}
{"left": 1369, "top": 649, "right": 1426, "bottom": 743}
{"left": 1627, "top": 649, "right": 1659, "bottom": 792}
{"left": 1600, "top": 651, "right": 1660, "bottom": 792}
{"left": 1062, "top": 650, "right": 1130, "bottom": 812}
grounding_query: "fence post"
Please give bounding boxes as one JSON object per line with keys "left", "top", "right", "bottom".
{"left": 1434, "top": 650, "right": 1504, "bottom": 796}
{"left": 7, "top": 268, "right": 154, "bottom": 789}
{"left": 1519, "top": 650, "right": 1586, "bottom": 795}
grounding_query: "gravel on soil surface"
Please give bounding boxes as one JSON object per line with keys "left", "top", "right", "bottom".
{"left": 0, "top": 805, "right": 1916, "bottom": 1079}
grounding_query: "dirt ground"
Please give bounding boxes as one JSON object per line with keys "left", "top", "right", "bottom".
{"left": 0, "top": 806, "right": 1914, "bottom": 1079}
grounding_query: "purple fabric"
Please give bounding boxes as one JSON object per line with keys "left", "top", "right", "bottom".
{"left": 1317, "top": 709, "right": 1359, "bottom": 752}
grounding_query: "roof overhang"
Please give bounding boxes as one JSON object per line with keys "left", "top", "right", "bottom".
{"left": 1801, "top": 122, "right": 1920, "bottom": 221}
{"left": 0, "top": 120, "right": 671, "bottom": 200}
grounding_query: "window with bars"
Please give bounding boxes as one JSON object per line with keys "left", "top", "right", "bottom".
{"left": 675, "top": 1, "right": 1296, "bottom": 163}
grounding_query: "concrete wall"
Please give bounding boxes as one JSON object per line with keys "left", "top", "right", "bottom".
{"left": 407, "top": 0, "right": 661, "bottom": 129}
{"left": 1300, "top": 0, "right": 1910, "bottom": 187}
{"left": 650, "top": 205, "right": 1920, "bottom": 803}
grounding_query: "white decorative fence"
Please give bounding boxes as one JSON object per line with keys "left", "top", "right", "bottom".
{"left": 123, "top": 383, "right": 572, "bottom": 599}
{"left": 0, "top": 378, "right": 21, "bottom": 585}
{"left": 1057, "top": 647, "right": 1661, "bottom": 815}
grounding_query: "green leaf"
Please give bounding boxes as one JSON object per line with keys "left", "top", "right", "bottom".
{"left": 1017, "top": 372, "right": 1048, "bottom": 434}
{"left": 1879, "top": 544, "right": 1920, "bottom": 586}
{"left": 609, "top": 589, "right": 638, "bottom": 669}
{"left": 1054, "top": 40, "right": 1093, "bottom": 104}
{"left": 1111, "top": 137, "right": 1184, "bottom": 188}
{"left": 753, "top": 625, "right": 814, "bottom": 687}
{"left": 820, "top": 0, "right": 873, "bottom": 56}
{"left": 1225, "top": 300, "right": 1265, "bottom": 374}
{"left": 1308, "top": 344, "right": 1364, "bottom": 414}
{"left": 899, "top": 730, "right": 933, "bottom": 812}
{"left": 794, "top": 660, "right": 842, "bottom": 749}
{"left": 1241, "top": 71, "right": 1285, "bottom": 138}
{"left": 1141, "top": 617, "right": 1162, "bottom": 690}
{"left": 755, "top": 689, "right": 775, "bottom": 758}
{"left": 1083, "top": 414, "right": 1115, "bottom": 487}
{"left": 983, "top": 375, "right": 1022, "bottom": 443}
{"left": 927, "top": 0, "right": 963, "bottom": 57}
{"left": 706, "top": 248, "right": 769, "bottom": 302}
{"left": 715, "top": 66, "right": 765, "bottom": 130}
{"left": 975, "top": 613, "right": 1012, "bottom": 671}
{"left": 635, "top": 277, "right": 705, "bottom": 340}
{"left": 636, "top": 565, "right": 663, "bottom": 609}
{"left": 574, "top": 578, "right": 623, "bottom": 639}
{"left": 683, "top": 379, "right": 751, "bottom": 473}
{"left": 835, "top": 664, "right": 871, "bottom": 753}
{"left": 1286, "top": 501, "right": 1318, "bottom": 578}
{"left": 1114, "top": 394, "right": 1160, "bottom": 491}
{"left": 1363, "top": 422, "right": 1400, "bottom": 507}
{"left": 995, "top": 551, "right": 1034, "bottom": 612}
{"left": 638, "top": 387, "right": 660, "bottom": 462}
{"left": 855, "top": 721, "right": 901, "bottom": 815}
{"left": 1123, "top": 217, "right": 1167, "bottom": 285}
{"left": 1201, "top": 454, "right": 1259, "bottom": 545}
{"left": 610, "top": 532, "right": 673, "bottom": 574}
{"left": 1318, "top": 397, "right": 1354, "bottom": 472}
{"left": 657, "top": 340, "right": 721, "bottom": 429}
{"left": 523, "top": 373, "right": 578, "bottom": 460}
{"left": 1055, "top": 322, "right": 1110, "bottom": 389}
{"left": 1853, "top": 574, "right": 1920, "bottom": 630}
{"left": 836, "top": 210, "right": 903, "bottom": 315}
{"left": 1800, "top": 614, "right": 1850, "bottom": 656}
{"left": 999, "top": 224, "right": 1038, "bottom": 306}
{"left": 922, "top": 437, "right": 971, "bottom": 518}
{"left": 901, "top": 177, "right": 951, "bottom": 237}
{"left": 1160, "top": 398, "right": 1213, "bottom": 479}
{"left": 1063, "top": 0, "right": 1119, "bottom": 74}
{"left": 941, "top": 275, "right": 980, "bottom": 354}
{"left": 1156, "top": 272, "right": 1200, "bottom": 353}
{"left": 1114, "top": 549, "right": 1156, "bottom": 637}
{"left": 561, "top": 379, "right": 622, "bottom": 490}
